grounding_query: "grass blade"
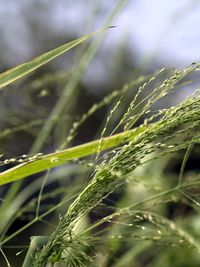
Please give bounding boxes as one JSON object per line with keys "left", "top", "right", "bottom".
{"left": 0, "top": 127, "right": 146, "bottom": 185}
{"left": 0, "top": 28, "right": 109, "bottom": 89}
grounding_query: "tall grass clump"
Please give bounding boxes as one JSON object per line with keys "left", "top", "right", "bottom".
{"left": 0, "top": 18, "right": 200, "bottom": 267}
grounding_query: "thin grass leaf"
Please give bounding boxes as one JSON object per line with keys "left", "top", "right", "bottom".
{"left": 0, "top": 127, "right": 146, "bottom": 185}
{"left": 0, "top": 27, "right": 109, "bottom": 89}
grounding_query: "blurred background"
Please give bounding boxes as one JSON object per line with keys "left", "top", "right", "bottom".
{"left": 0, "top": 0, "right": 200, "bottom": 154}
{"left": 1, "top": 1, "right": 200, "bottom": 266}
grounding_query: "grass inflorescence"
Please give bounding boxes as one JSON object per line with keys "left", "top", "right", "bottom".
{"left": 29, "top": 63, "right": 200, "bottom": 266}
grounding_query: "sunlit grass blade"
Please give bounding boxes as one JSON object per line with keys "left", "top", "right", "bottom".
{"left": 0, "top": 27, "right": 109, "bottom": 89}
{"left": 0, "top": 126, "right": 146, "bottom": 185}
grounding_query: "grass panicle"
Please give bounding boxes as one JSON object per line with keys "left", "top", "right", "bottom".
{"left": 31, "top": 65, "right": 200, "bottom": 266}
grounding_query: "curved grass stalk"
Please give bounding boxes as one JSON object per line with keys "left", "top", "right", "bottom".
{"left": 31, "top": 92, "right": 200, "bottom": 266}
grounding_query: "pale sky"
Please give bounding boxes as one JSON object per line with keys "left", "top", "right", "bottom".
{"left": 0, "top": 0, "right": 200, "bottom": 68}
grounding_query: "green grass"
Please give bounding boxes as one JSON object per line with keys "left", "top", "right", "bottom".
{"left": 0, "top": 27, "right": 109, "bottom": 89}
{"left": 0, "top": 8, "right": 200, "bottom": 267}
{"left": 0, "top": 126, "right": 146, "bottom": 185}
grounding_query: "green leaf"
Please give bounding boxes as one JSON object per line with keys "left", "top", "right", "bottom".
{"left": 0, "top": 126, "right": 146, "bottom": 185}
{"left": 0, "top": 27, "right": 109, "bottom": 89}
